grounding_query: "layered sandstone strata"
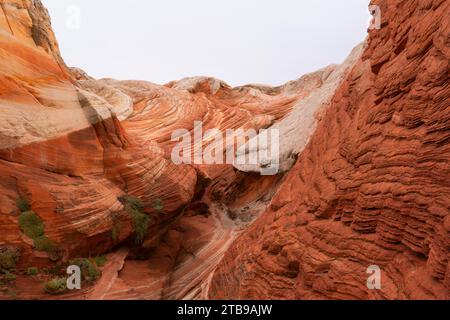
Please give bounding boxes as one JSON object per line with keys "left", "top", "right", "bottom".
{"left": 210, "top": 0, "right": 450, "bottom": 300}
{"left": 0, "top": 0, "right": 448, "bottom": 301}
{"left": 0, "top": 0, "right": 317, "bottom": 275}
{"left": 0, "top": 0, "right": 198, "bottom": 268}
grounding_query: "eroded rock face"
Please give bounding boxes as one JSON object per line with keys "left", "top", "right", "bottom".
{"left": 210, "top": 0, "right": 450, "bottom": 300}
{"left": 0, "top": 0, "right": 448, "bottom": 301}
{"left": 0, "top": 0, "right": 315, "bottom": 275}
{"left": 235, "top": 44, "right": 364, "bottom": 174}
{"left": 0, "top": 0, "right": 197, "bottom": 268}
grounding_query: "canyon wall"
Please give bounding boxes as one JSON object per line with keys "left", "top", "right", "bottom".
{"left": 210, "top": 0, "right": 450, "bottom": 300}
{"left": 0, "top": 0, "right": 198, "bottom": 267}
{"left": 0, "top": 0, "right": 321, "bottom": 275}
{"left": 0, "top": 0, "right": 448, "bottom": 300}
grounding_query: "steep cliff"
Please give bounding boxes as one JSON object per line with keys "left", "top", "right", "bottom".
{"left": 0, "top": 0, "right": 448, "bottom": 300}
{"left": 210, "top": 0, "right": 450, "bottom": 300}
{"left": 0, "top": 0, "right": 198, "bottom": 268}
{"left": 0, "top": 0, "right": 325, "bottom": 298}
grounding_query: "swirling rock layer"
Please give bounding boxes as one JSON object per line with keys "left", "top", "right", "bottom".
{"left": 210, "top": 0, "right": 450, "bottom": 300}
{"left": 0, "top": 0, "right": 449, "bottom": 300}
{"left": 0, "top": 0, "right": 314, "bottom": 297}
{"left": 0, "top": 0, "right": 198, "bottom": 269}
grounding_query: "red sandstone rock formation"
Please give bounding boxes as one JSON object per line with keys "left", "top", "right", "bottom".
{"left": 0, "top": 0, "right": 315, "bottom": 299}
{"left": 0, "top": 0, "right": 448, "bottom": 300}
{"left": 210, "top": 0, "right": 450, "bottom": 300}
{"left": 0, "top": 0, "right": 198, "bottom": 269}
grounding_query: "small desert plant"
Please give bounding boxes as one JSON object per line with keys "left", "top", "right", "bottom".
{"left": 69, "top": 258, "right": 101, "bottom": 282}
{"left": 26, "top": 267, "right": 39, "bottom": 276}
{"left": 44, "top": 277, "right": 67, "bottom": 295}
{"left": 111, "top": 224, "right": 120, "bottom": 242}
{"left": 0, "top": 247, "right": 20, "bottom": 272}
{"left": 92, "top": 255, "right": 107, "bottom": 267}
{"left": 118, "top": 195, "right": 144, "bottom": 211}
{"left": 45, "top": 264, "right": 65, "bottom": 276}
{"left": 152, "top": 198, "right": 164, "bottom": 212}
{"left": 18, "top": 211, "right": 45, "bottom": 239}
{"left": 111, "top": 212, "right": 121, "bottom": 242}
{"left": 118, "top": 195, "right": 150, "bottom": 245}
{"left": 0, "top": 271, "right": 17, "bottom": 285}
{"left": 2, "top": 271, "right": 16, "bottom": 282}
{"left": 34, "top": 236, "right": 60, "bottom": 256}
{"left": 16, "top": 197, "right": 31, "bottom": 212}
{"left": 131, "top": 209, "right": 150, "bottom": 245}
{"left": 18, "top": 211, "right": 61, "bottom": 260}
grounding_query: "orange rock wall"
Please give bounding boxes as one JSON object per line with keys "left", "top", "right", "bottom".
{"left": 210, "top": 0, "right": 450, "bottom": 300}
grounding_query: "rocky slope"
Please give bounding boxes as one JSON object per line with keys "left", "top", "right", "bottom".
{"left": 0, "top": 0, "right": 198, "bottom": 271}
{"left": 0, "top": 0, "right": 448, "bottom": 300}
{"left": 210, "top": 0, "right": 450, "bottom": 300}
{"left": 0, "top": 0, "right": 324, "bottom": 299}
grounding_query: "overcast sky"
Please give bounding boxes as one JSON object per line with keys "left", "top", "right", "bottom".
{"left": 41, "top": 0, "right": 370, "bottom": 86}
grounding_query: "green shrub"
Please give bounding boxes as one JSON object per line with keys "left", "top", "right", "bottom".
{"left": 18, "top": 211, "right": 61, "bottom": 260}
{"left": 152, "top": 198, "right": 164, "bottom": 212}
{"left": 34, "top": 236, "right": 59, "bottom": 253}
{"left": 92, "top": 255, "right": 107, "bottom": 267}
{"left": 26, "top": 267, "right": 39, "bottom": 276}
{"left": 5, "top": 288, "right": 18, "bottom": 298}
{"left": 16, "top": 197, "right": 30, "bottom": 212}
{"left": 44, "top": 277, "right": 67, "bottom": 295}
{"left": 33, "top": 236, "right": 61, "bottom": 261}
{"left": 111, "top": 224, "right": 119, "bottom": 242}
{"left": 45, "top": 264, "right": 64, "bottom": 276}
{"left": 18, "top": 211, "right": 45, "bottom": 239}
{"left": 111, "top": 213, "right": 121, "bottom": 242}
{"left": 130, "top": 208, "right": 150, "bottom": 245}
{"left": 3, "top": 271, "right": 16, "bottom": 282}
{"left": 70, "top": 258, "right": 101, "bottom": 282}
{"left": 0, "top": 247, "right": 20, "bottom": 272}
{"left": 118, "top": 195, "right": 150, "bottom": 245}
{"left": 118, "top": 195, "right": 144, "bottom": 211}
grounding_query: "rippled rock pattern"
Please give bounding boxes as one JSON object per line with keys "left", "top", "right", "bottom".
{"left": 0, "top": 0, "right": 448, "bottom": 300}
{"left": 0, "top": 1, "right": 310, "bottom": 274}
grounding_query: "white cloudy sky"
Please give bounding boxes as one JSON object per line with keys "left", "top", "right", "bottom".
{"left": 41, "top": 0, "right": 370, "bottom": 86}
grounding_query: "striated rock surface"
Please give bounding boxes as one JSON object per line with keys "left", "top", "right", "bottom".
{"left": 0, "top": 0, "right": 449, "bottom": 301}
{"left": 235, "top": 45, "right": 363, "bottom": 174}
{"left": 0, "top": 0, "right": 197, "bottom": 270}
{"left": 0, "top": 0, "right": 319, "bottom": 299}
{"left": 210, "top": 0, "right": 450, "bottom": 300}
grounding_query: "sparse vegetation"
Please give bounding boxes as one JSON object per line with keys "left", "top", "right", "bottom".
{"left": 118, "top": 195, "right": 150, "bottom": 245}
{"left": 26, "top": 267, "right": 39, "bottom": 276}
{"left": 111, "top": 212, "right": 121, "bottom": 242}
{"left": 44, "top": 277, "right": 67, "bottom": 295}
{"left": 33, "top": 236, "right": 60, "bottom": 260}
{"left": 69, "top": 258, "right": 100, "bottom": 282}
{"left": 92, "top": 255, "right": 107, "bottom": 267}
{"left": 18, "top": 210, "right": 45, "bottom": 239}
{"left": 118, "top": 195, "right": 144, "bottom": 211}
{"left": 2, "top": 271, "right": 16, "bottom": 282}
{"left": 111, "top": 224, "right": 120, "bottom": 241}
{"left": 17, "top": 200, "right": 61, "bottom": 261}
{"left": 131, "top": 209, "right": 150, "bottom": 245}
{"left": 152, "top": 198, "right": 164, "bottom": 212}
{"left": 0, "top": 247, "right": 20, "bottom": 273}
{"left": 16, "top": 197, "right": 31, "bottom": 212}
